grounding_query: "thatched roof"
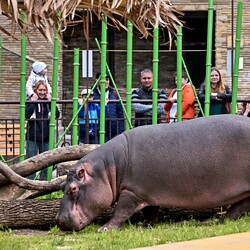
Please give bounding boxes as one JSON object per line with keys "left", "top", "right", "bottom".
{"left": 0, "top": 0, "right": 183, "bottom": 42}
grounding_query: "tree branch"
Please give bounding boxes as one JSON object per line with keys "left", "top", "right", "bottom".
{"left": 0, "top": 144, "right": 99, "bottom": 185}
{"left": 0, "top": 161, "right": 66, "bottom": 191}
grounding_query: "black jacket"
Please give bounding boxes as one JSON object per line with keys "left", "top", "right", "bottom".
{"left": 25, "top": 102, "right": 60, "bottom": 142}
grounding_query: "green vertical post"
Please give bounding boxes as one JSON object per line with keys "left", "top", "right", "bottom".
{"left": 47, "top": 19, "right": 60, "bottom": 181}
{"left": 176, "top": 26, "right": 182, "bottom": 122}
{"left": 152, "top": 27, "right": 159, "bottom": 124}
{"left": 126, "top": 20, "right": 133, "bottom": 130}
{"left": 19, "top": 13, "right": 26, "bottom": 162}
{"left": 72, "top": 48, "right": 80, "bottom": 144}
{"left": 204, "top": 0, "right": 214, "bottom": 116}
{"left": 95, "top": 38, "right": 132, "bottom": 129}
{"left": 231, "top": 1, "right": 243, "bottom": 114}
{"left": 99, "top": 15, "right": 107, "bottom": 144}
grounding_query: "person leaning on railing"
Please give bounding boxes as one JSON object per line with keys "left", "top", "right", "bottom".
{"left": 164, "top": 71, "right": 195, "bottom": 123}
{"left": 132, "top": 68, "right": 166, "bottom": 127}
{"left": 197, "top": 67, "right": 232, "bottom": 116}
{"left": 25, "top": 80, "right": 60, "bottom": 180}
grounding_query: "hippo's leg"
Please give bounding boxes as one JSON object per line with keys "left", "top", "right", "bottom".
{"left": 141, "top": 206, "right": 160, "bottom": 227}
{"left": 97, "top": 190, "right": 142, "bottom": 232}
{"left": 226, "top": 196, "right": 250, "bottom": 219}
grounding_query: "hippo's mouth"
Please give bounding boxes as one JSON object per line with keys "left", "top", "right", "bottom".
{"left": 68, "top": 203, "right": 94, "bottom": 231}
{"left": 69, "top": 204, "right": 90, "bottom": 231}
{"left": 56, "top": 203, "right": 92, "bottom": 231}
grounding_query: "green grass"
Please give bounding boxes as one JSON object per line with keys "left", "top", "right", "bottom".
{"left": 0, "top": 216, "right": 250, "bottom": 250}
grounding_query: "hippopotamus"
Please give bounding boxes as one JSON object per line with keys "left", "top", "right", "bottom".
{"left": 56, "top": 114, "right": 250, "bottom": 232}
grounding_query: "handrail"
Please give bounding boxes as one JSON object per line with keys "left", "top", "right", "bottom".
{"left": 0, "top": 99, "right": 249, "bottom": 105}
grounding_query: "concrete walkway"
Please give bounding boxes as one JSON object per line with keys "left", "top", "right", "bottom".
{"left": 134, "top": 232, "right": 250, "bottom": 250}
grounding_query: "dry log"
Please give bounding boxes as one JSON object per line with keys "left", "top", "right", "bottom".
{"left": 0, "top": 184, "right": 26, "bottom": 201}
{"left": 0, "top": 144, "right": 100, "bottom": 186}
{"left": 0, "top": 160, "right": 68, "bottom": 200}
{"left": 0, "top": 198, "right": 222, "bottom": 229}
{"left": 0, "top": 199, "right": 114, "bottom": 229}
{"left": 0, "top": 160, "right": 68, "bottom": 198}
{"left": 0, "top": 144, "right": 99, "bottom": 201}
{"left": 0, "top": 162, "right": 67, "bottom": 192}
{"left": 0, "top": 199, "right": 61, "bottom": 228}
{"left": 57, "top": 161, "right": 77, "bottom": 176}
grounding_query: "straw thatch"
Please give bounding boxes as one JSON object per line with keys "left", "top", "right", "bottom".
{"left": 0, "top": 0, "right": 183, "bottom": 42}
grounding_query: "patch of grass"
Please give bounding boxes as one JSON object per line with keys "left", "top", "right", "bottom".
{"left": 1, "top": 216, "right": 250, "bottom": 250}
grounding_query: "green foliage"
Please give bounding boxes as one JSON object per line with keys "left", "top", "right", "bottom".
{"left": 47, "top": 190, "right": 64, "bottom": 199}
{"left": 0, "top": 217, "right": 250, "bottom": 250}
{"left": 36, "top": 190, "right": 64, "bottom": 200}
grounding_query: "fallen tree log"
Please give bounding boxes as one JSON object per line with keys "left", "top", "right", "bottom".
{"left": 57, "top": 161, "right": 77, "bottom": 176}
{"left": 0, "top": 161, "right": 67, "bottom": 200}
{"left": 0, "top": 198, "right": 224, "bottom": 229}
{"left": 0, "top": 144, "right": 100, "bottom": 186}
{"left": 0, "top": 199, "right": 61, "bottom": 228}
{"left": 0, "top": 144, "right": 99, "bottom": 201}
{"left": 0, "top": 199, "right": 114, "bottom": 228}
{"left": 0, "top": 184, "right": 26, "bottom": 201}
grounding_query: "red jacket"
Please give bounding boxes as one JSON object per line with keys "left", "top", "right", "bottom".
{"left": 164, "top": 84, "right": 195, "bottom": 122}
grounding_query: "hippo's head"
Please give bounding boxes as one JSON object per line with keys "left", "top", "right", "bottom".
{"left": 55, "top": 161, "right": 114, "bottom": 231}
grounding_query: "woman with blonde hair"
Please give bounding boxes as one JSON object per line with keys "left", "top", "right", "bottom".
{"left": 198, "top": 67, "right": 232, "bottom": 116}
{"left": 25, "top": 80, "right": 60, "bottom": 179}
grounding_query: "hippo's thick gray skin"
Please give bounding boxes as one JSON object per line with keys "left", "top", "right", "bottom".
{"left": 56, "top": 114, "right": 250, "bottom": 232}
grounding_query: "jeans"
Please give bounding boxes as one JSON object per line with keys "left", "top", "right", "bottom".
{"left": 26, "top": 140, "right": 49, "bottom": 180}
{"left": 79, "top": 124, "right": 99, "bottom": 144}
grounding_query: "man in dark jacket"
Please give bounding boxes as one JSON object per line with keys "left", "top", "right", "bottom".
{"left": 93, "top": 72, "right": 124, "bottom": 142}
{"left": 132, "top": 68, "right": 166, "bottom": 127}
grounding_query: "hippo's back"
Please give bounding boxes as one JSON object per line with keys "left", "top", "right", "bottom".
{"left": 124, "top": 114, "right": 249, "bottom": 155}
{"left": 121, "top": 114, "right": 249, "bottom": 189}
